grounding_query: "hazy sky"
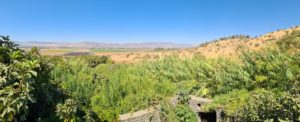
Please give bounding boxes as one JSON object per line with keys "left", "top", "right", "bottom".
{"left": 0, "top": 0, "right": 300, "bottom": 44}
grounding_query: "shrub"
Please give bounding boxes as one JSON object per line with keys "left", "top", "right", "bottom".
{"left": 85, "top": 55, "right": 113, "bottom": 67}
{"left": 276, "top": 30, "right": 300, "bottom": 50}
{"left": 254, "top": 43, "right": 260, "bottom": 47}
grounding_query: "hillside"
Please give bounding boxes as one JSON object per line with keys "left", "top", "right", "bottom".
{"left": 107, "top": 25, "right": 300, "bottom": 63}
{"left": 188, "top": 26, "right": 300, "bottom": 58}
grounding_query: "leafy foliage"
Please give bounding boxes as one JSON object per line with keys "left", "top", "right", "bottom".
{"left": 56, "top": 98, "right": 81, "bottom": 121}
{"left": 160, "top": 100, "right": 197, "bottom": 122}
{"left": 238, "top": 89, "right": 300, "bottom": 121}
{"left": 0, "top": 36, "right": 39, "bottom": 121}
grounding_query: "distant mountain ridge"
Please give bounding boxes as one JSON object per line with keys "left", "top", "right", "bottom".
{"left": 18, "top": 41, "right": 194, "bottom": 49}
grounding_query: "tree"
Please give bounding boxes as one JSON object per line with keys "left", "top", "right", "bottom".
{"left": 0, "top": 36, "right": 39, "bottom": 121}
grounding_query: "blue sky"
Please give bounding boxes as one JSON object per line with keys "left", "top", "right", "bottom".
{"left": 0, "top": 0, "right": 299, "bottom": 44}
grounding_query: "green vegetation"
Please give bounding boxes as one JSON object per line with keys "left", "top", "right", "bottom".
{"left": 277, "top": 30, "right": 300, "bottom": 50}
{"left": 1, "top": 31, "right": 300, "bottom": 121}
{"left": 0, "top": 36, "right": 38, "bottom": 121}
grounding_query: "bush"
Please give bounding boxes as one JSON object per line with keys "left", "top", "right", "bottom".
{"left": 160, "top": 100, "right": 197, "bottom": 122}
{"left": 85, "top": 55, "right": 113, "bottom": 68}
{"left": 0, "top": 36, "right": 39, "bottom": 121}
{"left": 277, "top": 30, "right": 300, "bottom": 50}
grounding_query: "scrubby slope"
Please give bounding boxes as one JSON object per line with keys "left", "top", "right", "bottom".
{"left": 188, "top": 26, "right": 300, "bottom": 58}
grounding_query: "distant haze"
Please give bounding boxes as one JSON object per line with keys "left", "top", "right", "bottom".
{"left": 18, "top": 41, "right": 195, "bottom": 49}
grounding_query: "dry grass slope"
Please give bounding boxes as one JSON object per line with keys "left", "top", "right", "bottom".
{"left": 187, "top": 26, "right": 300, "bottom": 58}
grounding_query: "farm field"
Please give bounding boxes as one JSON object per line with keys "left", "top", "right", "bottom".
{"left": 90, "top": 48, "right": 145, "bottom": 52}
{"left": 38, "top": 48, "right": 180, "bottom": 63}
